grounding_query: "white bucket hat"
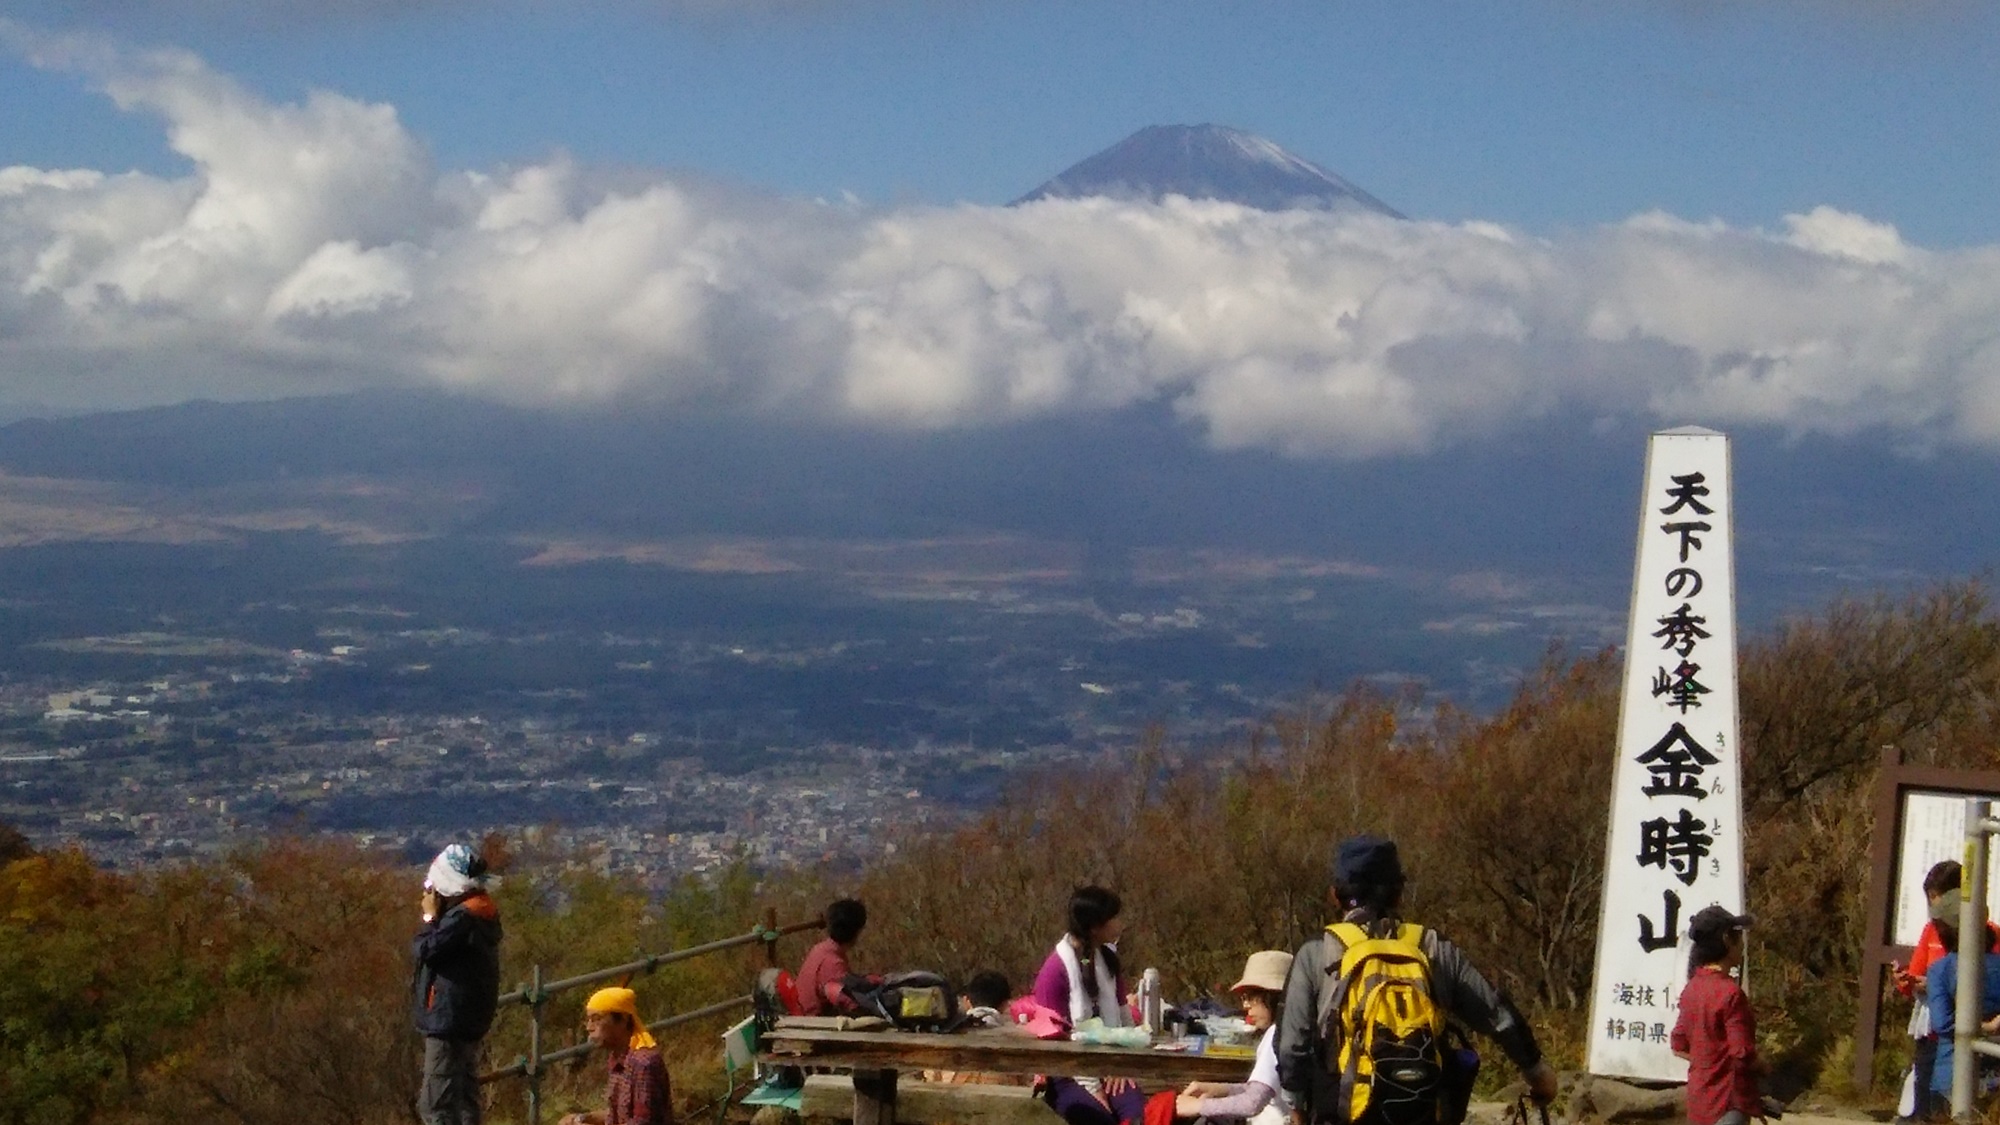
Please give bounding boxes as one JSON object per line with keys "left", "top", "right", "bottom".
{"left": 1230, "top": 949, "right": 1294, "bottom": 993}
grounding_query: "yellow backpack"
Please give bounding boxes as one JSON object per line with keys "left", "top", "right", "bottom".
{"left": 1318, "top": 922, "right": 1449, "bottom": 1125}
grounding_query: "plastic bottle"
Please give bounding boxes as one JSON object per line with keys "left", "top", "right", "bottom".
{"left": 1140, "top": 967, "right": 1163, "bottom": 1033}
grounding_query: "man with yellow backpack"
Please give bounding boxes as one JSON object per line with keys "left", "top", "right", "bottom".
{"left": 1276, "top": 836, "right": 1558, "bottom": 1125}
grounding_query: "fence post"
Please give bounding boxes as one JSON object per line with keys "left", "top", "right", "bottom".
{"left": 481, "top": 910, "right": 825, "bottom": 1110}
{"left": 528, "top": 962, "right": 544, "bottom": 1125}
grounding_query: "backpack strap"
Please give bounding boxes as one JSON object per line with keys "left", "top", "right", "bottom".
{"left": 1316, "top": 925, "right": 1357, "bottom": 1033}
{"left": 1333, "top": 923, "right": 1430, "bottom": 972}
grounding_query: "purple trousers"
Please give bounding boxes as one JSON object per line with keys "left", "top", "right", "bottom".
{"left": 1044, "top": 1077, "right": 1147, "bottom": 1125}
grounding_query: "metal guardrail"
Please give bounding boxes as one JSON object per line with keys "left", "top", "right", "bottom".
{"left": 480, "top": 908, "right": 824, "bottom": 1125}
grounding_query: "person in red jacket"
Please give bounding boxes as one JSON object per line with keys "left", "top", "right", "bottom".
{"left": 796, "top": 898, "right": 868, "bottom": 1015}
{"left": 1894, "top": 861, "right": 2000, "bottom": 1121}
{"left": 1671, "top": 906, "right": 1768, "bottom": 1125}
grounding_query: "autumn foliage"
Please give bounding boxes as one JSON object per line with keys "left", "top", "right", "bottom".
{"left": 3, "top": 580, "right": 1998, "bottom": 1123}
{"left": 829, "top": 581, "right": 2000, "bottom": 1092}
{"left": 0, "top": 834, "right": 773, "bottom": 1125}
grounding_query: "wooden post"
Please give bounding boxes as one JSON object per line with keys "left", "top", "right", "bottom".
{"left": 528, "top": 962, "right": 544, "bottom": 1125}
{"left": 1856, "top": 747, "right": 1904, "bottom": 1091}
{"left": 854, "top": 1068, "right": 900, "bottom": 1125}
{"left": 765, "top": 907, "right": 780, "bottom": 967}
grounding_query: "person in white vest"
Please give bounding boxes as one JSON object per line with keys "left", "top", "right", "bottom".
{"left": 1176, "top": 950, "right": 1294, "bottom": 1125}
{"left": 1030, "top": 885, "right": 1145, "bottom": 1125}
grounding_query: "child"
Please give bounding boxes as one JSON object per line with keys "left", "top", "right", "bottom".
{"left": 925, "top": 971, "right": 1024, "bottom": 1085}
{"left": 1895, "top": 861, "right": 1968, "bottom": 1120}
{"left": 1923, "top": 891, "right": 2000, "bottom": 1118}
{"left": 1671, "top": 906, "right": 1769, "bottom": 1125}
{"left": 960, "top": 969, "right": 1015, "bottom": 1028}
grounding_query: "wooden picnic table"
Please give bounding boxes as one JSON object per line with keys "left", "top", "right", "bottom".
{"left": 763, "top": 1019, "right": 1254, "bottom": 1125}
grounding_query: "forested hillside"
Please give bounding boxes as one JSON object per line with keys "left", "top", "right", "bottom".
{"left": 5, "top": 582, "right": 1995, "bottom": 1125}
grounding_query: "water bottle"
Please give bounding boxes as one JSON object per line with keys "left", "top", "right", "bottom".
{"left": 1140, "top": 967, "right": 1163, "bottom": 1033}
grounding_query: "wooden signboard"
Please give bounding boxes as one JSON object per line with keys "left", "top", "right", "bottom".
{"left": 1852, "top": 749, "right": 2000, "bottom": 1089}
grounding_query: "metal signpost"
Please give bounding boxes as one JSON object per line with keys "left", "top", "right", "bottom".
{"left": 1951, "top": 800, "right": 2000, "bottom": 1121}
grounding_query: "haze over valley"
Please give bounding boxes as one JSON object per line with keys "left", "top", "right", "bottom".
{"left": 4, "top": 7, "right": 1999, "bottom": 877}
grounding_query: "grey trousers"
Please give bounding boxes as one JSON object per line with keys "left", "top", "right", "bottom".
{"left": 420, "top": 1036, "right": 484, "bottom": 1125}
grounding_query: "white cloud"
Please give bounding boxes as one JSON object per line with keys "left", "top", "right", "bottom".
{"left": 267, "top": 240, "right": 416, "bottom": 319}
{"left": 6, "top": 29, "right": 2000, "bottom": 458}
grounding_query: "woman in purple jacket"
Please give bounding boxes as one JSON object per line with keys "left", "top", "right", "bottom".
{"left": 1032, "top": 885, "right": 1144, "bottom": 1125}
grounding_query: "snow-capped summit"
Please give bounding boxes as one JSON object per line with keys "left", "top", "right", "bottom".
{"left": 1013, "top": 124, "right": 1404, "bottom": 217}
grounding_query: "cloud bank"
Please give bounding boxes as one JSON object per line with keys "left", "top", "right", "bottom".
{"left": 6, "top": 29, "right": 2000, "bottom": 458}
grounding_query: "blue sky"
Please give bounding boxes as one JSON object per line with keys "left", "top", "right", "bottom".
{"left": 4, "top": 1, "right": 1996, "bottom": 245}
{"left": 2, "top": 1, "right": 1999, "bottom": 456}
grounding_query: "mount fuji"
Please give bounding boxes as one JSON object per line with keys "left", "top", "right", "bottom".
{"left": 1013, "top": 123, "right": 1405, "bottom": 217}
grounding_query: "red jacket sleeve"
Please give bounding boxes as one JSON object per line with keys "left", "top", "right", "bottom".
{"left": 1721, "top": 988, "right": 1758, "bottom": 1065}
{"left": 1905, "top": 922, "right": 1945, "bottom": 997}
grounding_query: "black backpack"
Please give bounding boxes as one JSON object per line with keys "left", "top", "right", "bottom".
{"left": 841, "top": 971, "right": 959, "bottom": 1030}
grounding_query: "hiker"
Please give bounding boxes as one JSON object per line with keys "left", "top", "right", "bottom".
{"left": 559, "top": 987, "right": 673, "bottom": 1125}
{"left": 1174, "top": 950, "right": 1294, "bottom": 1125}
{"left": 1032, "top": 885, "right": 1146, "bottom": 1125}
{"left": 961, "top": 968, "right": 1015, "bottom": 1028}
{"left": 1924, "top": 891, "right": 2000, "bottom": 1118}
{"left": 1276, "top": 836, "right": 1555, "bottom": 1125}
{"left": 925, "top": 971, "right": 1028, "bottom": 1085}
{"left": 1895, "top": 861, "right": 2000, "bottom": 1121}
{"left": 1670, "top": 907, "right": 1770, "bottom": 1125}
{"left": 412, "top": 843, "right": 504, "bottom": 1125}
{"left": 797, "top": 898, "right": 868, "bottom": 1015}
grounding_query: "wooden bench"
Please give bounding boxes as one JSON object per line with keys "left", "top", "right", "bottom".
{"left": 764, "top": 1021, "right": 1250, "bottom": 1125}
{"left": 799, "top": 1075, "right": 1059, "bottom": 1125}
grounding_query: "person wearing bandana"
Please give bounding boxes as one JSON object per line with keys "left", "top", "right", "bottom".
{"left": 561, "top": 987, "right": 673, "bottom": 1125}
{"left": 412, "top": 843, "right": 503, "bottom": 1125}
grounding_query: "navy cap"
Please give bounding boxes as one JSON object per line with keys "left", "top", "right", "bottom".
{"left": 1688, "top": 904, "right": 1754, "bottom": 939}
{"left": 1334, "top": 835, "right": 1403, "bottom": 886}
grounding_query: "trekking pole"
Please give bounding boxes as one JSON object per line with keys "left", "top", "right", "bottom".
{"left": 1508, "top": 1094, "right": 1552, "bottom": 1125}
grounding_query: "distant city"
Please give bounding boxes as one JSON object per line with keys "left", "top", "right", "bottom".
{"left": 5, "top": 392, "right": 1993, "bottom": 883}
{"left": 5, "top": 665, "right": 988, "bottom": 880}
{"left": 0, "top": 530, "right": 1608, "bottom": 882}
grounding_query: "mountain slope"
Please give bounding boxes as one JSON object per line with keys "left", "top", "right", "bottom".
{"left": 1014, "top": 124, "right": 1404, "bottom": 216}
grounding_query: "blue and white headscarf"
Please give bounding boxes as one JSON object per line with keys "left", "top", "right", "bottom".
{"left": 425, "top": 843, "right": 488, "bottom": 897}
